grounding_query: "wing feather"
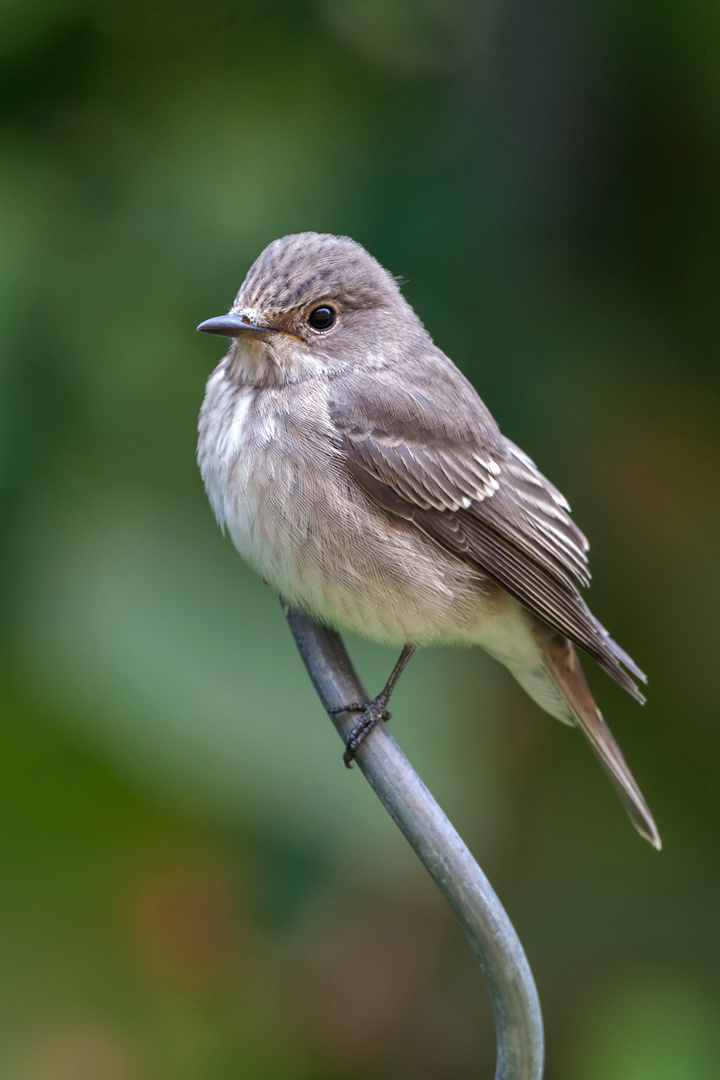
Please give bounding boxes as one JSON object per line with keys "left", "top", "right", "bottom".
{"left": 329, "top": 373, "right": 646, "bottom": 700}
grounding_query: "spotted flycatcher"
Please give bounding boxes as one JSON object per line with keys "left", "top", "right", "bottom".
{"left": 197, "top": 232, "right": 659, "bottom": 849}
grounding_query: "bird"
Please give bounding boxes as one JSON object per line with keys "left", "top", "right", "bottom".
{"left": 196, "top": 231, "right": 660, "bottom": 849}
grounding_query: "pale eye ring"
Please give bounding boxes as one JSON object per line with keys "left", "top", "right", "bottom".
{"left": 307, "top": 305, "right": 336, "bottom": 331}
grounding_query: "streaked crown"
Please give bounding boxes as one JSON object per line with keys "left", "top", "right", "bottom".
{"left": 235, "top": 232, "right": 404, "bottom": 315}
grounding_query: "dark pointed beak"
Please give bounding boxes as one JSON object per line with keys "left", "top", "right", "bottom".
{"left": 196, "top": 313, "right": 277, "bottom": 338}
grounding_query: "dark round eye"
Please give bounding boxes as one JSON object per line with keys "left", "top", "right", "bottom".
{"left": 307, "top": 305, "right": 336, "bottom": 331}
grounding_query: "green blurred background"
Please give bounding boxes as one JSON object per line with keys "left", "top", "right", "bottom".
{"left": 1, "top": 0, "right": 719, "bottom": 1077}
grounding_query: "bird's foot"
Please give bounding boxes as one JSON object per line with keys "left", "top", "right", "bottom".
{"left": 327, "top": 645, "right": 414, "bottom": 767}
{"left": 327, "top": 698, "right": 391, "bottom": 766}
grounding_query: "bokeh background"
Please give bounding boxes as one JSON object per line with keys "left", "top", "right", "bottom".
{"left": 1, "top": 1, "right": 719, "bottom": 1077}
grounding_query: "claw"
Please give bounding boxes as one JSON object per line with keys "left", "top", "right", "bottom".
{"left": 327, "top": 702, "right": 366, "bottom": 716}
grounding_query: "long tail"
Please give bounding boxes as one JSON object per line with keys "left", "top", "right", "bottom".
{"left": 534, "top": 625, "right": 661, "bottom": 850}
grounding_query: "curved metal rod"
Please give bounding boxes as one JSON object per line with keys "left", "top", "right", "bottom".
{"left": 282, "top": 602, "right": 544, "bottom": 1080}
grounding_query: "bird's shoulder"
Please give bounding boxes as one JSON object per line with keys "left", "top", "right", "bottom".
{"left": 327, "top": 352, "right": 588, "bottom": 582}
{"left": 328, "top": 347, "right": 500, "bottom": 451}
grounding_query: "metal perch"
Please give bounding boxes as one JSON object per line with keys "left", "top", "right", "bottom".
{"left": 282, "top": 602, "right": 545, "bottom": 1080}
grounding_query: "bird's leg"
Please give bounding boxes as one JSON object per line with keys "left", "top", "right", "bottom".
{"left": 326, "top": 645, "right": 416, "bottom": 767}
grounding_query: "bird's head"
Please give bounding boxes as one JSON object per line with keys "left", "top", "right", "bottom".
{"left": 197, "top": 232, "right": 423, "bottom": 385}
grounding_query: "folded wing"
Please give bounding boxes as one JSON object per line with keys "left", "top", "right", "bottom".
{"left": 329, "top": 367, "right": 646, "bottom": 701}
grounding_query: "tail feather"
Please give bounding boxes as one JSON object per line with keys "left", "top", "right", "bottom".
{"left": 535, "top": 626, "right": 661, "bottom": 850}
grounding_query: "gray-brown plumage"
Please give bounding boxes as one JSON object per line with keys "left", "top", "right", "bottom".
{"left": 197, "top": 232, "right": 660, "bottom": 849}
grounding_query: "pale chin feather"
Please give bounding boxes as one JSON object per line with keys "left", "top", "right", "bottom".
{"left": 227, "top": 337, "right": 276, "bottom": 384}
{"left": 229, "top": 334, "right": 324, "bottom": 386}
